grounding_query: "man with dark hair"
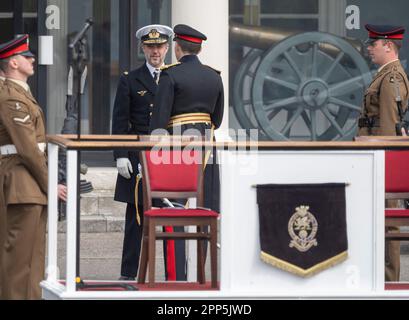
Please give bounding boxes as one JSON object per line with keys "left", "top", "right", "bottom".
{"left": 150, "top": 24, "right": 224, "bottom": 131}
{"left": 150, "top": 24, "right": 224, "bottom": 281}
{"left": 112, "top": 24, "right": 173, "bottom": 281}
{"left": 357, "top": 24, "right": 409, "bottom": 282}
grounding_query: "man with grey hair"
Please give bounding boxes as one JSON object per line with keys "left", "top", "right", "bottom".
{"left": 111, "top": 24, "right": 172, "bottom": 281}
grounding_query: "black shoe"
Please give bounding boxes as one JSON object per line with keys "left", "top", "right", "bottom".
{"left": 118, "top": 276, "right": 135, "bottom": 281}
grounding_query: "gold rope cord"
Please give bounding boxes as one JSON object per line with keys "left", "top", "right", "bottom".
{"left": 260, "top": 251, "right": 348, "bottom": 277}
{"left": 134, "top": 174, "right": 142, "bottom": 225}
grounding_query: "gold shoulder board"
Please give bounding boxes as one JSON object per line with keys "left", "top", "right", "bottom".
{"left": 160, "top": 62, "right": 181, "bottom": 71}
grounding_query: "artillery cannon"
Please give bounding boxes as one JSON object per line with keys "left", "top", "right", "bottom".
{"left": 230, "top": 23, "right": 372, "bottom": 141}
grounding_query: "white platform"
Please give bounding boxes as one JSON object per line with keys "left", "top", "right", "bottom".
{"left": 42, "top": 145, "right": 409, "bottom": 299}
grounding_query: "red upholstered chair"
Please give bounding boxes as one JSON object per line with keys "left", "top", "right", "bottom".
{"left": 137, "top": 149, "right": 219, "bottom": 288}
{"left": 385, "top": 151, "right": 409, "bottom": 241}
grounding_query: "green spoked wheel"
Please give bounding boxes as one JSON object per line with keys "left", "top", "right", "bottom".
{"left": 251, "top": 32, "right": 372, "bottom": 141}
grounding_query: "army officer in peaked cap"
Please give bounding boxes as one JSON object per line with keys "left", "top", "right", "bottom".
{"left": 0, "top": 34, "right": 48, "bottom": 299}
{"left": 111, "top": 24, "right": 173, "bottom": 281}
{"left": 358, "top": 24, "right": 409, "bottom": 136}
{"left": 357, "top": 24, "right": 409, "bottom": 282}
{"left": 149, "top": 24, "right": 224, "bottom": 281}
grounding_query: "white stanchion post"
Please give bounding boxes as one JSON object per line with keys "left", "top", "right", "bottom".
{"left": 46, "top": 143, "right": 59, "bottom": 282}
{"left": 374, "top": 150, "right": 386, "bottom": 292}
{"left": 66, "top": 150, "right": 78, "bottom": 293}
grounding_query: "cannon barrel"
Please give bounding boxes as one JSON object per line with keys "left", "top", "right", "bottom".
{"left": 229, "top": 22, "right": 365, "bottom": 56}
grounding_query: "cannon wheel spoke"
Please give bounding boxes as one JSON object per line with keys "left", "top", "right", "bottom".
{"left": 264, "top": 96, "right": 299, "bottom": 112}
{"left": 281, "top": 107, "right": 304, "bottom": 135}
{"left": 264, "top": 75, "right": 298, "bottom": 91}
{"left": 283, "top": 51, "right": 306, "bottom": 82}
{"left": 250, "top": 32, "right": 371, "bottom": 141}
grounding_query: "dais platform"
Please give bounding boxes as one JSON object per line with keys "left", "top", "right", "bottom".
{"left": 42, "top": 135, "right": 409, "bottom": 299}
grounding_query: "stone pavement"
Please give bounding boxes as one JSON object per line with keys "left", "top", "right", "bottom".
{"left": 55, "top": 232, "right": 167, "bottom": 281}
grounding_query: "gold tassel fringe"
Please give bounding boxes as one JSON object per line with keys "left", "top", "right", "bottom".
{"left": 260, "top": 250, "right": 348, "bottom": 278}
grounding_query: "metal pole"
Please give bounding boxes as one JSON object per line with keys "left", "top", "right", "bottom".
{"left": 76, "top": 66, "right": 82, "bottom": 281}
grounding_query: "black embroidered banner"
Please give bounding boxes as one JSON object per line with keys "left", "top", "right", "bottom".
{"left": 256, "top": 183, "right": 348, "bottom": 277}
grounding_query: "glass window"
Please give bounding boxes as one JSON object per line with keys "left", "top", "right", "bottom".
{"left": 260, "top": 0, "right": 318, "bottom": 14}
{"left": 0, "top": 1, "right": 13, "bottom": 12}
{"left": 230, "top": 0, "right": 245, "bottom": 15}
{"left": 0, "top": 19, "right": 13, "bottom": 40}
{"left": 0, "top": 1, "right": 38, "bottom": 96}
{"left": 24, "top": 0, "right": 37, "bottom": 13}
{"left": 260, "top": 18, "right": 318, "bottom": 30}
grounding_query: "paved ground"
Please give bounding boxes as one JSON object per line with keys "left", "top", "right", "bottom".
{"left": 52, "top": 232, "right": 409, "bottom": 282}
{"left": 55, "top": 233, "right": 166, "bottom": 281}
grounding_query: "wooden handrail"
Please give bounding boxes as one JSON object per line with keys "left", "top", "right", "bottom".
{"left": 46, "top": 134, "right": 409, "bottom": 150}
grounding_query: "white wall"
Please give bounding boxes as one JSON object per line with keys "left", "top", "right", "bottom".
{"left": 171, "top": 0, "right": 229, "bottom": 132}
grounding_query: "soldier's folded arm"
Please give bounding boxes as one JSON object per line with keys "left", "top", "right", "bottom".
{"left": 0, "top": 100, "right": 48, "bottom": 194}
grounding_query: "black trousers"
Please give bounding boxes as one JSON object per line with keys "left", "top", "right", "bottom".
{"left": 120, "top": 203, "right": 143, "bottom": 278}
{"left": 120, "top": 203, "right": 187, "bottom": 280}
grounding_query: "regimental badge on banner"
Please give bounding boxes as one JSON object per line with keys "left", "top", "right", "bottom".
{"left": 256, "top": 183, "right": 348, "bottom": 277}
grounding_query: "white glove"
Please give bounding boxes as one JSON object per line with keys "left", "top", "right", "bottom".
{"left": 116, "top": 158, "right": 133, "bottom": 179}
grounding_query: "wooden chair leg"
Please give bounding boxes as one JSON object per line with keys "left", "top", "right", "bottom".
{"left": 210, "top": 219, "right": 218, "bottom": 288}
{"left": 137, "top": 219, "right": 149, "bottom": 284}
{"left": 197, "top": 225, "right": 205, "bottom": 284}
{"left": 148, "top": 219, "right": 157, "bottom": 288}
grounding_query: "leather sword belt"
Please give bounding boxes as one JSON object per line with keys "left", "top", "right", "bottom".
{"left": 167, "top": 113, "right": 211, "bottom": 128}
{"left": 0, "top": 142, "right": 46, "bottom": 155}
{"left": 358, "top": 117, "right": 380, "bottom": 128}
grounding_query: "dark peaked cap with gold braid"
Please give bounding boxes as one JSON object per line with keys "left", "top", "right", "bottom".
{"left": 136, "top": 24, "right": 173, "bottom": 45}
